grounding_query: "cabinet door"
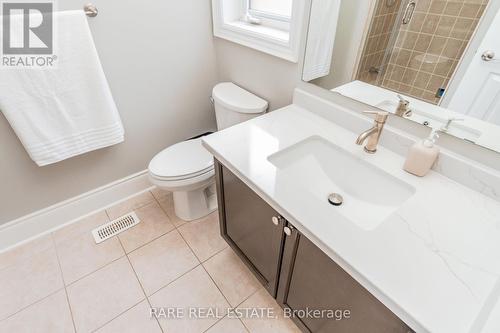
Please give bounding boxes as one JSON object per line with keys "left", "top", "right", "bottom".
{"left": 278, "top": 226, "right": 414, "bottom": 333}
{"left": 215, "top": 160, "right": 285, "bottom": 296}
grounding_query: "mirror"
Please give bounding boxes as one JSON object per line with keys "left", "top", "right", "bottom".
{"left": 302, "top": 0, "right": 500, "bottom": 153}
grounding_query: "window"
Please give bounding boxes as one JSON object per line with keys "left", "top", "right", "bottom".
{"left": 211, "top": 0, "right": 307, "bottom": 62}
{"left": 247, "top": 0, "right": 293, "bottom": 22}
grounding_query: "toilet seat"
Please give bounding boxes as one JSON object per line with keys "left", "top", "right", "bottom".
{"left": 149, "top": 138, "right": 214, "bottom": 181}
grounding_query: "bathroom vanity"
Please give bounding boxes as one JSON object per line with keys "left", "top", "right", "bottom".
{"left": 202, "top": 89, "right": 500, "bottom": 333}
{"left": 215, "top": 161, "right": 413, "bottom": 332}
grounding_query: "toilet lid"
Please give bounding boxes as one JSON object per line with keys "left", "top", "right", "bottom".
{"left": 149, "top": 138, "right": 214, "bottom": 180}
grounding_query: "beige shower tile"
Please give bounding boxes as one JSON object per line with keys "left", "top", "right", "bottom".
{"left": 443, "top": 38, "right": 464, "bottom": 59}
{"left": 427, "top": 75, "right": 446, "bottom": 92}
{"left": 128, "top": 230, "right": 199, "bottom": 295}
{"left": 436, "top": 16, "right": 456, "bottom": 37}
{"left": 428, "top": 36, "right": 446, "bottom": 54}
{"left": 429, "top": 0, "right": 446, "bottom": 14}
{"left": 434, "top": 60, "right": 453, "bottom": 77}
{"left": 118, "top": 201, "right": 175, "bottom": 253}
{"left": 444, "top": 2, "right": 462, "bottom": 16}
{"left": 0, "top": 234, "right": 53, "bottom": 271}
{"left": 206, "top": 316, "right": 248, "bottom": 333}
{"left": 416, "top": 0, "right": 431, "bottom": 12}
{"left": 149, "top": 266, "right": 230, "bottom": 333}
{"left": 67, "top": 257, "right": 144, "bottom": 333}
{"left": 415, "top": 34, "right": 432, "bottom": 52}
{"left": 204, "top": 247, "right": 261, "bottom": 307}
{"left": 414, "top": 72, "right": 432, "bottom": 90}
{"left": 451, "top": 18, "right": 474, "bottom": 39}
{"left": 0, "top": 245, "right": 63, "bottom": 320}
{"left": 178, "top": 212, "right": 227, "bottom": 262}
{"left": 53, "top": 211, "right": 109, "bottom": 245}
{"left": 402, "top": 32, "right": 418, "bottom": 49}
{"left": 95, "top": 300, "right": 162, "bottom": 333}
{"left": 56, "top": 231, "right": 124, "bottom": 285}
{"left": 409, "top": 87, "right": 425, "bottom": 99}
{"left": 421, "top": 14, "right": 440, "bottom": 34}
{"left": 402, "top": 69, "right": 418, "bottom": 84}
{"left": 408, "top": 12, "right": 426, "bottom": 32}
{"left": 460, "top": 3, "right": 482, "bottom": 18}
{"left": 238, "top": 288, "right": 301, "bottom": 333}
{"left": 106, "top": 191, "right": 155, "bottom": 220}
{"left": 395, "top": 49, "right": 412, "bottom": 67}
{"left": 0, "top": 290, "right": 74, "bottom": 333}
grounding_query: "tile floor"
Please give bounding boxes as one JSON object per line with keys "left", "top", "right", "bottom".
{"left": 0, "top": 189, "right": 301, "bottom": 333}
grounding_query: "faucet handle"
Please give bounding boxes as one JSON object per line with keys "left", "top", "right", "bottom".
{"left": 397, "top": 94, "right": 409, "bottom": 104}
{"left": 363, "top": 110, "right": 389, "bottom": 123}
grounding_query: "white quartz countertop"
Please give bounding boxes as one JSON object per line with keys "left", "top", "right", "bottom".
{"left": 202, "top": 105, "right": 500, "bottom": 333}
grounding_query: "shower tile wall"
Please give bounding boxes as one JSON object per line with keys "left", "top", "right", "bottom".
{"left": 357, "top": 0, "right": 404, "bottom": 85}
{"left": 382, "top": 0, "right": 488, "bottom": 104}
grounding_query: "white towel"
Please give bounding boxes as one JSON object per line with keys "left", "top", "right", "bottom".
{"left": 0, "top": 10, "right": 124, "bottom": 166}
{"left": 302, "top": 0, "right": 342, "bottom": 82}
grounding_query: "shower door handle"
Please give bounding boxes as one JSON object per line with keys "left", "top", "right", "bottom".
{"left": 402, "top": 1, "right": 416, "bottom": 25}
{"left": 481, "top": 50, "right": 496, "bottom": 62}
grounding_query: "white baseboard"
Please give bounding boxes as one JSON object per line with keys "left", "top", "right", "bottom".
{"left": 0, "top": 170, "right": 154, "bottom": 253}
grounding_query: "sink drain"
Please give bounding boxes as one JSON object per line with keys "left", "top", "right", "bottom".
{"left": 328, "top": 193, "right": 344, "bottom": 206}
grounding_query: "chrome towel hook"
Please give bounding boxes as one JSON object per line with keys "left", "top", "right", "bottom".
{"left": 84, "top": 3, "right": 98, "bottom": 17}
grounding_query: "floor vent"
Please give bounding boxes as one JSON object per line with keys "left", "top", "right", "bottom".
{"left": 92, "top": 212, "right": 140, "bottom": 244}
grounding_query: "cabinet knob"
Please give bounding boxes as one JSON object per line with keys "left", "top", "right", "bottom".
{"left": 284, "top": 226, "right": 292, "bottom": 236}
{"left": 272, "top": 216, "right": 280, "bottom": 226}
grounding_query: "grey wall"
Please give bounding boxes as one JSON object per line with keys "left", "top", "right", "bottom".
{"left": 0, "top": 0, "right": 218, "bottom": 224}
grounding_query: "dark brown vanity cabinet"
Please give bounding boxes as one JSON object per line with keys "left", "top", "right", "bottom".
{"left": 277, "top": 225, "right": 414, "bottom": 333}
{"left": 215, "top": 160, "right": 285, "bottom": 297}
{"left": 215, "top": 160, "right": 413, "bottom": 333}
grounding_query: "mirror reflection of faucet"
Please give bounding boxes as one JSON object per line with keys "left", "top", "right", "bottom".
{"left": 396, "top": 95, "right": 413, "bottom": 117}
{"left": 441, "top": 117, "right": 464, "bottom": 132}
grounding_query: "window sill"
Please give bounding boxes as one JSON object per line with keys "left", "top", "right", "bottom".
{"left": 226, "top": 20, "right": 290, "bottom": 44}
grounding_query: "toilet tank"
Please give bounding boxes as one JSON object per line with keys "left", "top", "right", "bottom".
{"left": 212, "top": 82, "right": 268, "bottom": 130}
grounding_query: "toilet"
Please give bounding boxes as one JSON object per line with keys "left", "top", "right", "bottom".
{"left": 148, "top": 82, "right": 268, "bottom": 221}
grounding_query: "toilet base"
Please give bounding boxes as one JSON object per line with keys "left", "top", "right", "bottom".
{"left": 172, "top": 182, "right": 218, "bottom": 221}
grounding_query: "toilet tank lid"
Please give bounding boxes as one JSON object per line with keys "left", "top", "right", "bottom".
{"left": 212, "top": 82, "right": 268, "bottom": 114}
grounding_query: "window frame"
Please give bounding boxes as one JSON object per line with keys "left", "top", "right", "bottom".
{"left": 211, "top": 0, "right": 308, "bottom": 63}
{"left": 245, "top": 0, "right": 292, "bottom": 23}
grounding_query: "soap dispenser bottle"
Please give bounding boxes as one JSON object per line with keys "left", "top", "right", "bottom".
{"left": 404, "top": 129, "right": 440, "bottom": 177}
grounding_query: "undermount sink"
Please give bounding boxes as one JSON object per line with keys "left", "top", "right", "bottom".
{"left": 268, "top": 136, "right": 415, "bottom": 230}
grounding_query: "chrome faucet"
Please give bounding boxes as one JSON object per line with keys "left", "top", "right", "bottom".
{"left": 396, "top": 94, "right": 412, "bottom": 117}
{"left": 441, "top": 117, "right": 464, "bottom": 132}
{"left": 356, "top": 111, "right": 389, "bottom": 154}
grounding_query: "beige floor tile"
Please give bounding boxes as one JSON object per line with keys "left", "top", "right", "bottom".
{"left": 106, "top": 191, "right": 155, "bottom": 220}
{"left": 0, "top": 234, "right": 53, "bottom": 271}
{"left": 118, "top": 201, "right": 175, "bottom": 253}
{"left": 206, "top": 316, "right": 248, "bottom": 333}
{"left": 149, "top": 266, "right": 230, "bottom": 333}
{"left": 0, "top": 290, "right": 74, "bottom": 333}
{"left": 128, "top": 230, "right": 199, "bottom": 296}
{"left": 52, "top": 211, "right": 109, "bottom": 245}
{"left": 204, "top": 247, "right": 261, "bottom": 307}
{"left": 0, "top": 245, "right": 63, "bottom": 320}
{"left": 156, "top": 193, "right": 187, "bottom": 228}
{"left": 178, "top": 212, "right": 227, "bottom": 262}
{"left": 238, "top": 288, "right": 301, "bottom": 333}
{"left": 56, "top": 231, "right": 124, "bottom": 285}
{"left": 150, "top": 187, "right": 169, "bottom": 200}
{"left": 67, "top": 257, "right": 145, "bottom": 333}
{"left": 95, "top": 300, "right": 161, "bottom": 333}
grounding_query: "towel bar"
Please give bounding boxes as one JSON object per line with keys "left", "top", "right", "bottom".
{"left": 84, "top": 3, "right": 98, "bottom": 17}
